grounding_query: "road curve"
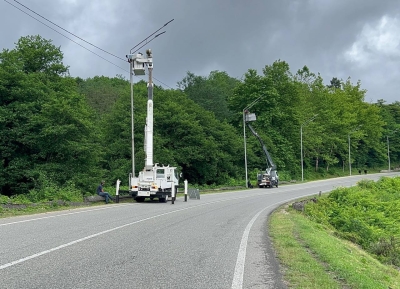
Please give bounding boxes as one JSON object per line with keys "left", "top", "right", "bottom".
{"left": 1, "top": 172, "right": 399, "bottom": 289}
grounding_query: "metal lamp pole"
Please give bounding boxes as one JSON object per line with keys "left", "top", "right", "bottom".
{"left": 243, "top": 96, "right": 263, "bottom": 188}
{"left": 129, "top": 60, "right": 135, "bottom": 177}
{"left": 301, "top": 114, "right": 317, "bottom": 182}
{"left": 348, "top": 133, "right": 351, "bottom": 175}
{"left": 387, "top": 135, "right": 390, "bottom": 172}
{"left": 301, "top": 125, "right": 303, "bottom": 182}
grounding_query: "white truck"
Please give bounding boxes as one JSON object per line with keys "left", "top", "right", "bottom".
{"left": 127, "top": 50, "right": 180, "bottom": 202}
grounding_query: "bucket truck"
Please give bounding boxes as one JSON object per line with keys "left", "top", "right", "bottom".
{"left": 127, "top": 50, "right": 180, "bottom": 202}
{"left": 245, "top": 110, "right": 279, "bottom": 188}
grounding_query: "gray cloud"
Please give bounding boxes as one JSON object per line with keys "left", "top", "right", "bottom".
{"left": 1, "top": 0, "right": 399, "bottom": 103}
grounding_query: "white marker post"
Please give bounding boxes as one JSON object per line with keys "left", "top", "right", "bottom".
{"left": 115, "top": 179, "right": 121, "bottom": 203}
{"left": 171, "top": 184, "right": 175, "bottom": 204}
{"left": 184, "top": 179, "right": 188, "bottom": 202}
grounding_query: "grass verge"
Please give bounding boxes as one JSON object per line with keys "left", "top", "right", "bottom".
{"left": 269, "top": 205, "right": 400, "bottom": 288}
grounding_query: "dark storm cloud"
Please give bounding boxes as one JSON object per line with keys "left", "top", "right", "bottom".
{"left": 1, "top": 0, "right": 399, "bottom": 103}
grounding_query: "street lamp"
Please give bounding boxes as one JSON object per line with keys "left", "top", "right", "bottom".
{"left": 301, "top": 114, "right": 318, "bottom": 182}
{"left": 129, "top": 59, "right": 135, "bottom": 178}
{"left": 387, "top": 129, "right": 399, "bottom": 172}
{"left": 125, "top": 20, "right": 172, "bottom": 180}
{"left": 243, "top": 96, "right": 263, "bottom": 188}
{"left": 348, "top": 125, "right": 362, "bottom": 176}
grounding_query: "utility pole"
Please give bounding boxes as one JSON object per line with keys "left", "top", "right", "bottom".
{"left": 243, "top": 96, "right": 263, "bottom": 188}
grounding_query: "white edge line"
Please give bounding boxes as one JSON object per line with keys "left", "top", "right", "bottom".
{"left": 1, "top": 189, "right": 322, "bottom": 271}
{"left": 231, "top": 191, "right": 323, "bottom": 289}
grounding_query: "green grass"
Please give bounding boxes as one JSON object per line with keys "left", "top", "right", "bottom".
{"left": 269, "top": 205, "right": 400, "bottom": 289}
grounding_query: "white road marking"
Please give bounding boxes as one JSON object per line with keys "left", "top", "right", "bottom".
{"left": 0, "top": 188, "right": 321, "bottom": 271}
{"left": 0, "top": 204, "right": 133, "bottom": 227}
{"left": 0, "top": 207, "right": 185, "bottom": 270}
{"left": 231, "top": 206, "right": 270, "bottom": 289}
{"left": 231, "top": 192, "right": 324, "bottom": 289}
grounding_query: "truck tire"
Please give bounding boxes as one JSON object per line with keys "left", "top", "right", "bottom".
{"left": 159, "top": 196, "right": 168, "bottom": 203}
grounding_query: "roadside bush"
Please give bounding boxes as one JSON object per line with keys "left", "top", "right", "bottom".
{"left": 304, "top": 176, "right": 400, "bottom": 266}
{"left": 0, "top": 194, "right": 10, "bottom": 204}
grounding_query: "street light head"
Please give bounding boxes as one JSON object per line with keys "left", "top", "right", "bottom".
{"left": 146, "top": 49, "right": 152, "bottom": 57}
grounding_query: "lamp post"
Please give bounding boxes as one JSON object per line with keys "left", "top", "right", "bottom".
{"left": 129, "top": 59, "right": 135, "bottom": 177}
{"left": 387, "top": 129, "right": 399, "bottom": 172}
{"left": 348, "top": 125, "right": 362, "bottom": 176}
{"left": 243, "top": 96, "right": 263, "bottom": 188}
{"left": 387, "top": 135, "right": 390, "bottom": 172}
{"left": 126, "top": 51, "right": 148, "bottom": 188}
{"left": 301, "top": 114, "right": 318, "bottom": 182}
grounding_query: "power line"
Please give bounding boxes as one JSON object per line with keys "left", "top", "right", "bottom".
{"left": 130, "top": 19, "right": 174, "bottom": 53}
{"left": 11, "top": 0, "right": 125, "bottom": 62}
{"left": 153, "top": 76, "right": 174, "bottom": 89}
{"left": 4, "top": 0, "right": 174, "bottom": 88}
{"left": 4, "top": 0, "right": 129, "bottom": 73}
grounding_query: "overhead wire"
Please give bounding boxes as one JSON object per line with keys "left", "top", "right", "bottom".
{"left": 130, "top": 19, "right": 174, "bottom": 53}
{"left": 12, "top": 0, "right": 126, "bottom": 62}
{"left": 5, "top": 0, "right": 176, "bottom": 88}
{"left": 4, "top": 0, "right": 130, "bottom": 74}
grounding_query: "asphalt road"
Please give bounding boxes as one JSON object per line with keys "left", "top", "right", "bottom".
{"left": 1, "top": 172, "right": 399, "bottom": 289}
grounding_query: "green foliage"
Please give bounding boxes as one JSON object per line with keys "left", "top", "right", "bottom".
{"left": 1, "top": 34, "right": 400, "bottom": 202}
{"left": 77, "top": 75, "right": 127, "bottom": 116}
{"left": 178, "top": 71, "right": 240, "bottom": 122}
{"left": 0, "top": 194, "right": 10, "bottom": 204}
{"left": 304, "top": 177, "right": 400, "bottom": 266}
{"left": 0, "top": 35, "right": 103, "bottom": 196}
{"left": 101, "top": 80, "right": 243, "bottom": 186}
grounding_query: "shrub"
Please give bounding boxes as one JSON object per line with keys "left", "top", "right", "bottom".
{"left": 303, "top": 176, "right": 400, "bottom": 266}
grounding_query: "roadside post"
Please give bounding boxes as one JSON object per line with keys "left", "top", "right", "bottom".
{"left": 115, "top": 179, "right": 121, "bottom": 203}
{"left": 184, "top": 179, "right": 188, "bottom": 202}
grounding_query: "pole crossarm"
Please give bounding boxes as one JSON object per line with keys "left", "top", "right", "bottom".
{"left": 243, "top": 96, "right": 264, "bottom": 113}
{"left": 302, "top": 114, "right": 318, "bottom": 127}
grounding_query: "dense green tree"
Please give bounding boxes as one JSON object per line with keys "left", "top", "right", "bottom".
{"left": 0, "top": 35, "right": 102, "bottom": 196}
{"left": 178, "top": 71, "right": 240, "bottom": 122}
{"left": 77, "top": 75, "right": 128, "bottom": 116}
{"left": 1, "top": 35, "right": 397, "bottom": 197}
{"left": 327, "top": 77, "right": 341, "bottom": 89}
{"left": 229, "top": 61, "right": 302, "bottom": 179}
{"left": 101, "top": 80, "right": 243, "bottom": 186}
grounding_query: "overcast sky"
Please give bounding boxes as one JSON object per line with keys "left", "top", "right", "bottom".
{"left": 1, "top": 0, "right": 400, "bottom": 104}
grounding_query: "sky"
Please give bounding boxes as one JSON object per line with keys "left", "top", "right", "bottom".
{"left": 1, "top": 0, "right": 400, "bottom": 104}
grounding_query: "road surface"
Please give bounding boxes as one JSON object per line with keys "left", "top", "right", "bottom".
{"left": 1, "top": 172, "right": 398, "bottom": 288}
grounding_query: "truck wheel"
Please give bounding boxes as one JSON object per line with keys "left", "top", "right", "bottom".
{"left": 159, "top": 196, "right": 168, "bottom": 203}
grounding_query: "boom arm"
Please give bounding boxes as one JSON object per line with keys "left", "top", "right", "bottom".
{"left": 246, "top": 123, "right": 276, "bottom": 172}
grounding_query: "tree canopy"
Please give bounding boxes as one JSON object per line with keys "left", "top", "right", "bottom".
{"left": 1, "top": 35, "right": 399, "bottom": 197}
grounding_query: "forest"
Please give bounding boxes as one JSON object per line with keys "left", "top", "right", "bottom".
{"left": 1, "top": 35, "right": 400, "bottom": 198}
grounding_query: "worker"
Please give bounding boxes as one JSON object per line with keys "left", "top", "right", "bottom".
{"left": 96, "top": 180, "right": 114, "bottom": 204}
